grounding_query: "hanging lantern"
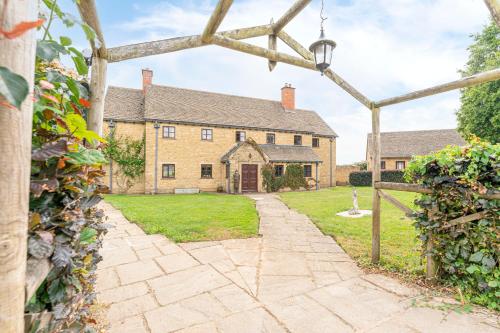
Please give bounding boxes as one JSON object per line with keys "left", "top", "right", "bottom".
{"left": 309, "top": 29, "right": 336, "bottom": 75}
{"left": 309, "top": 0, "right": 336, "bottom": 75}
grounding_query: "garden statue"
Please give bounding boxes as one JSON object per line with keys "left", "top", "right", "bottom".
{"left": 233, "top": 169, "right": 240, "bottom": 194}
{"left": 349, "top": 187, "right": 360, "bottom": 215}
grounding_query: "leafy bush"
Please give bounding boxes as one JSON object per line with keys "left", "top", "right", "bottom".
{"left": 349, "top": 170, "right": 405, "bottom": 186}
{"left": 103, "top": 133, "right": 145, "bottom": 192}
{"left": 405, "top": 138, "right": 499, "bottom": 310}
{"left": 284, "top": 164, "right": 308, "bottom": 190}
{"left": 261, "top": 164, "right": 284, "bottom": 192}
{"left": 24, "top": 2, "right": 108, "bottom": 331}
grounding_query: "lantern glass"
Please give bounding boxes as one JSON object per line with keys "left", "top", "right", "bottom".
{"left": 309, "top": 30, "right": 336, "bottom": 74}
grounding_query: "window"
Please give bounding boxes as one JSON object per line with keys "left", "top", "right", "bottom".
{"left": 266, "top": 133, "right": 275, "bottom": 144}
{"left": 303, "top": 165, "right": 312, "bottom": 177}
{"left": 396, "top": 161, "right": 406, "bottom": 170}
{"left": 162, "top": 126, "right": 175, "bottom": 138}
{"left": 201, "top": 128, "right": 213, "bottom": 141}
{"left": 201, "top": 164, "right": 213, "bottom": 178}
{"left": 294, "top": 135, "right": 302, "bottom": 146}
{"left": 225, "top": 163, "right": 230, "bottom": 179}
{"left": 162, "top": 164, "right": 175, "bottom": 178}
{"left": 312, "top": 138, "right": 320, "bottom": 148}
{"left": 381, "top": 160, "right": 386, "bottom": 170}
{"left": 236, "top": 131, "right": 246, "bottom": 142}
{"left": 274, "top": 165, "right": 284, "bottom": 177}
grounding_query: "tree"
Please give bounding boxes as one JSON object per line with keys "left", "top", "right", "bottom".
{"left": 456, "top": 21, "right": 499, "bottom": 144}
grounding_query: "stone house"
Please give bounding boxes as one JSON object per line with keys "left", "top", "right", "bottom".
{"left": 103, "top": 69, "right": 337, "bottom": 194}
{"left": 366, "top": 129, "right": 466, "bottom": 171}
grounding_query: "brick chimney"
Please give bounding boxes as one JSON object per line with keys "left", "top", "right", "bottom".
{"left": 281, "top": 83, "right": 295, "bottom": 110}
{"left": 142, "top": 68, "right": 153, "bottom": 92}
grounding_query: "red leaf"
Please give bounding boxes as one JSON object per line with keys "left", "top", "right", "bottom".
{"left": 79, "top": 98, "right": 91, "bottom": 108}
{"left": 0, "top": 19, "right": 45, "bottom": 39}
{"left": 70, "top": 102, "right": 82, "bottom": 115}
{"left": 41, "top": 93, "right": 59, "bottom": 104}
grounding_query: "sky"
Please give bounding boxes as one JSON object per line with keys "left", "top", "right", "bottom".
{"left": 54, "top": 0, "right": 492, "bottom": 164}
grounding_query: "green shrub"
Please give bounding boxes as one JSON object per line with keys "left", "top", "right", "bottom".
{"left": 349, "top": 170, "right": 405, "bottom": 186}
{"left": 284, "top": 164, "right": 308, "bottom": 190}
{"left": 261, "top": 164, "right": 284, "bottom": 192}
{"left": 405, "top": 138, "right": 499, "bottom": 310}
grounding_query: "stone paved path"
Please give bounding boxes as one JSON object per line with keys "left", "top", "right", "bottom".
{"left": 97, "top": 194, "right": 499, "bottom": 333}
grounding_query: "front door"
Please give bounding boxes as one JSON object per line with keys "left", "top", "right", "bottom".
{"left": 241, "top": 164, "right": 258, "bottom": 192}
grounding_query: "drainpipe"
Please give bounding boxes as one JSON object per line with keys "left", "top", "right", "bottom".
{"left": 154, "top": 121, "right": 160, "bottom": 194}
{"left": 108, "top": 120, "right": 115, "bottom": 193}
{"left": 227, "top": 162, "right": 231, "bottom": 193}
{"left": 315, "top": 162, "right": 319, "bottom": 190}
{"left": 329, "top": 138, "right": 333, "bottom": 187}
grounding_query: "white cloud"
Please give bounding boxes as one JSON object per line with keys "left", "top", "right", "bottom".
{"left": 105, "top": 0, "right": 490, "bottom": 163}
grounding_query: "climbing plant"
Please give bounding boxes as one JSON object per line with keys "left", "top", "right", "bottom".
{"left": 261, "top": 164, "right": 284, "bottom": 192}
{"left": 405, "top": 138, "right": 499, "bottom": 310}
{"left": 103, "top": 133, "right": 146, "bottom": 192}
{"left": 284, "top": 164, "right": 308, "bottom": 190}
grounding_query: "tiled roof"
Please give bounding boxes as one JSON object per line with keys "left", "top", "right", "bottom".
{"left": 221, "top": 143, "right": 321, "bottom": 163}
{"left": 104, "top": 85, "right": 337, "bottom": 137}
{"left": 260, "top": 144, "right": 322, "bottom": 163}
{"left": 104, "top": 86, "right": 144, "bottom": 122}
{"left": 366, "top": 129, "right": 466, "bottom": 158}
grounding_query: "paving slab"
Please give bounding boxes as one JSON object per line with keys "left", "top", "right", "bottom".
{"left": 98, "top": 197, "right": 499, "bottom": 333}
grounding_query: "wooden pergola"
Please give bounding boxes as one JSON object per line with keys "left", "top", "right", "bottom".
{"left": 1, "top": 0, "right": 500, "bottom": 331}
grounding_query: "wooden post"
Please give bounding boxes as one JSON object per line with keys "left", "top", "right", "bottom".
{"left": 484, "top": 0, "right": 500, "bottom": 26}
{"left": 88, "top": 56, "right": 107, "bottom": 135}
{"left": 0, "top": 1, "right": 37, "bottom": 331}
{"left": 268, "top": 19, "right": 277, "bottom": 71}
{"left": 77, "top": 0, "right": 108, "bottom": 136}
{"left": 426, "top": 232, "right": 437, "bottom": 279}
{"left": 371, "top": 107, "right": 381, "bottom": 263}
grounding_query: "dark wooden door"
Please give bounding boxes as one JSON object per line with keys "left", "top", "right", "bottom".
{"left": 241, "top": 164, "right": 258, "bottom": 192}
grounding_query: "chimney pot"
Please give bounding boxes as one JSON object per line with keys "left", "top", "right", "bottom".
{"left": 142, "top": 68, "right": 153, "bottom": 92}
{"left": 281, "top": 83, "right": 295, "bottom": 110}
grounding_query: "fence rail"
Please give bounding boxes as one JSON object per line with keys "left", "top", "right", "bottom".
{"left": 25, "top": 257, "right": 52, "bottom": 303}
{"left": 373, "top": 181, "right": 499, "bottom": 279}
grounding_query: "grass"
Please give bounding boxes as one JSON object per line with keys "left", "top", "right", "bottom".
{"left": 104, "top": 193, "right": 259, "bottom": 242}
{"left": 280, "top": 186, "right": 424, "bottom": 276}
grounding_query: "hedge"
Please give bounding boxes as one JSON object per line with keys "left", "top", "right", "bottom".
{"left": 405, "top": 138, "right": 499, "bottom": 310}
{"left": 348, "top": 170, "right": 405, "bottom": 186}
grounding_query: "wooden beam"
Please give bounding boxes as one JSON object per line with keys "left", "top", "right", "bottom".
{"left": 77, "top": 0, "right": 108, "bottom": 135}
{"left": 426, "top": 232, "right": 437, "bottom": 279}
{"left": 25, "top": 258, "right": 52, "bottom": 304}
{"left": 375, "top": 181, "right": 500, "bottom": 199}
{"left": 441, "top": 211, "right": 488, "bottom": 229}
{"left": 268, "top": 19, "right": 277, "bottom": 72}
{"left": 273, "top": 0, "right": 312, "bottom": 33}
{"left": 375, "top": 181, "right": 432, "bottom": 194}
{"left": 106, "top": 24, "right": 273, "bottom": 63}
{"left": 371, "top": 107, "right": 381, "bottom": 264}
{"left": 201, "top": 0, "right": 233, "bottom": 43}
{"left": 277, "top": 30, "right": 314, "bottom": 61}
{"left": 211, "top": 34, "right": 373, "bottom": 108}
{"left": 324, "top": 69, "right": 373, "bottom": 109}
{"left": 0, "top": 1, "right": 37, "bottom": 331}
{"left": 375, "top": 68, "right": 500, "bottom": 108}
{"left": 484, "top": 0, "right": 500, "bottom": 26}
{"left": 378, "top": 190, "right": 413, "bottom": 217}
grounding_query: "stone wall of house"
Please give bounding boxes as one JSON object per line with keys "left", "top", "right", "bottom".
{"left": 336, "top": 164, "right": 361, "bottom": 185}
{"left": 367, "top": 157, "right": 410, "bottom": 171}
{"left": 103, "top": 122, "right": 146, "bottom": 194}
{"left": 312, "top": 137, "right": 336, "bottom": 188}
{"left": 104, "top": 121, "right": 336, "bottom": 193}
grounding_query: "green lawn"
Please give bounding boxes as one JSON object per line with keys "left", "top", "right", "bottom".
{"left": 280, "top": 187, "right": 424, "bottom": 276}
{"left": 104, "top": 193, "right": 259, "bottom": 242}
